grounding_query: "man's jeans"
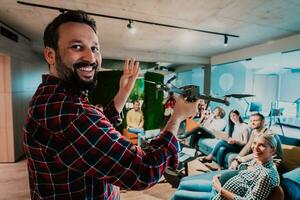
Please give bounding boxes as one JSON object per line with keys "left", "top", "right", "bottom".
{"left": 128, "top": 128, "right": 145, "bottom": 146}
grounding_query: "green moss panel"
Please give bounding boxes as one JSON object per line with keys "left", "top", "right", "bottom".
{"left": 144, "top": 72, "right": 164, "bottom": 130}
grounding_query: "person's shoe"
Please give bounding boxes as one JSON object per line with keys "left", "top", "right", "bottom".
{"left": 199, "top": 156, "right": 213, "bottom": 163}
{"left": 204, "top": 163, "right": 221, "bottom": 171}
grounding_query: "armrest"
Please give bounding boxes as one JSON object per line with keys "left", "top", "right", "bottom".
{"left": 267, "top": 186, "right": 284, "bottom": 200}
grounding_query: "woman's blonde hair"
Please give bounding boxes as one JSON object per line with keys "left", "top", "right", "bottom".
{"left": 258, "top": 133, "right": 278, "bottom": 150}
{"left": 214, "top": 106, "right": 226, "bottom": 119}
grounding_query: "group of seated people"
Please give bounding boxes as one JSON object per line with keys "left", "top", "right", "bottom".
{"left": 173, "top": 101, "right": 288, "bottom": 199}
{"left": 124, "top": 98, "right": 297, "bottom": 199}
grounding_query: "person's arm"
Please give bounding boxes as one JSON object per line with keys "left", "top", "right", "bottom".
{"left": 32, "top": 97, "right": 198, "bottom": 191}
{"left": 103, "top": 101, "right": 123, "bottom": 126}
{"left": 229, "top": 134, "right": 254, "bottom": 169}
{"left": 32, "top": 109, "right": 179, "bottom": 190}
{"left": 138, "top": 112, "right": 144, "bottom": 129}
{"left": 113, "top": 58, "right": 139, "bottom": 113}
{"left": 163, "top": 96, "right": 199, "bottom": 135}
{"left": 212, "top": 176, "right": 235, "bottom": 200}
{"left": 204, "top": 115, "right": 213, "bottom": 128}
{"left": 212, "top": 129, "right": 228, "bottom": 140}
{"left": 237, "top": 133, "right": 253, "bottom": 157}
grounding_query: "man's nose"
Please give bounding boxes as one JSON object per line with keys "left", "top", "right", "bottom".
{"left": 82, "top": 49, "right": 96, "bottom": 63}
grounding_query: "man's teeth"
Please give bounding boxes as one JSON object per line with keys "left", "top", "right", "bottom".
{"left": 79, "top": 66, "right": 93, "bottom": 72}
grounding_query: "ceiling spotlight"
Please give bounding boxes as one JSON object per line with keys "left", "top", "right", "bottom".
{"left": 224, "top": 35, "right": 228, "bottom": 47}
{"left": 127, "top": 20, "right": 136, "bottom": 34}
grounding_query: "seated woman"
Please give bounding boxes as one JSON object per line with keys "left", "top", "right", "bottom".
{"left": 201, "top": 110, "right": 250, "bottom": 169}
{"left": 173, "top": 133, "right": 281, "bottom": 200}
{"left": 186, "top": 106, "right": 227, "bottom": 148}
{"left": 212, "top": 133, "right": 280, "bottom": 199}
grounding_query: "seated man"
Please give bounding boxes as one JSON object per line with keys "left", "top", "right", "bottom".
{"left": 230, "top": 113, "right": 283, "bottom": 170}
{"left": 126, "top": 100, "right": 144, "bottom": 146}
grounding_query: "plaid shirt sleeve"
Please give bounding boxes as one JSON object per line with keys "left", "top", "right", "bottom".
{"left": 103, "top": 101, "right": 122, "bottom": 126}
{"left": 30, "top": 101, "right": 180, "bottom": 190}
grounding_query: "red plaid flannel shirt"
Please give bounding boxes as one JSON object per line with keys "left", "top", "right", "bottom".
{"left": 23, "top": 75, "right": 179, "bottom": 200}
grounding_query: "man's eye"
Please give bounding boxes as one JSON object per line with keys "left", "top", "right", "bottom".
{"left": 71, "top": 45, "right": 82, "bottom": 50}
{"left": 91, "top": 46, "right": 99, "bottom": 53}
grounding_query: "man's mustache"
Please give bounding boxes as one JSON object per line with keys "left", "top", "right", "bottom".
{"left": 73, "top": 62, "right": 98, "bottom": 69}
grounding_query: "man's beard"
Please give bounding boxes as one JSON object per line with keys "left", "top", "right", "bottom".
{"left": 55, "top": 54, "right": 98, "bottom": 91}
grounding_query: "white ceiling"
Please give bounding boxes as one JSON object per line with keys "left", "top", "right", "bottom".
{"left": 1, "top": 0, "right": 300, "bottom": 66}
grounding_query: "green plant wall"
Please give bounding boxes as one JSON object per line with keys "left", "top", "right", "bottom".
{"left": 89, "top": 71, "right": 123, "bottom": 132}
{"left": 144, "top": 72, "right": 164, "bottom": 130}
{"left": 89, "top": 71, "right": 123, "bottom": 107}
{"left": 89, "top": 70, "right": 164, "bottom": 131}
{"left": 129, "top": 78, "right": 144, "bottom": 101}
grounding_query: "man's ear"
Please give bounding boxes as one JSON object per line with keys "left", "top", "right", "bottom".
{"left": 44, "top": 47, "right": 56, "bottom": 66}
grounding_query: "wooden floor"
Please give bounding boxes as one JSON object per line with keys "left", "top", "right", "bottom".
{"left": 1, "top": 124, "right": 298, "bottom": 199}
{"left": 0, "top": 158, "right": 209, "bottom": 200}
{"left": 0, "top": 159, "right": 30, "bottom": 200}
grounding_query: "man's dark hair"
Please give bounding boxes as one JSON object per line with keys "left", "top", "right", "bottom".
{"left": 251, "top": 112, "right": 265, "bottom": 121}
{"left": 133, "top": 100, "right": 140, "bottom": 104}
{"left": 43, "top": 10, "right": 97, "bottom": 51}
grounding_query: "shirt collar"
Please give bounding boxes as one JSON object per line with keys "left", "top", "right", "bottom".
{"left": 42, "top": 74, "right": 87, "bottom": 97}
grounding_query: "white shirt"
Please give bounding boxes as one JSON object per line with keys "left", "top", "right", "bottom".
{"left": 231, "top": 123, "right": 250, "bottom": 146}
{"left": 205, "top": 116, "right": 227, "bottom": 131}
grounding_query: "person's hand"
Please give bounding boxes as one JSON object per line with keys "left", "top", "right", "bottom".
{"left": 113, "top": 58, "right": 139, "bottom": 112}
{"left": 171, "top": 96, "right": 200, "bottom": 122}
{"left": 212, "top": 175, "right": 222, "bottom": 193}
{"left": 119, "top": 58, "right": 139, "bottom": 93}
{"left": 229, "top": 160, "right": 239, "bottom": 170}
{"left": 163, "top": 97, "right": 199, "bottom": 134}
{"left": 227, "top": 137, "right": 235, "bottom": 144}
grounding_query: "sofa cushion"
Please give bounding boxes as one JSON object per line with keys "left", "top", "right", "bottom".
{"left": 172, "top": 190, "right": 212, "bottom": 200}
{"left": 178, "top": 180, "right": 212, "bottom": 192}
{"left": 283, "top": 167, "right": 300, "bottom": 185}
{"left": 281, "top": 168, "right": 300, "bottom": 200}
{"left": 282, "top": 144, "right": 300, "bottom": 171}
{"left": 267, "top": 186, "right": 284, "bottom": 200}
{"left": 282, "top": 178, "right": 300, "bottom": 200}
{"left": 197, "top": 138, "right": 219, "bottom": 155}
{"left": 278, "top": 135, "right": 300, "bottom": 146}
{"left": 181, "top": 170, "right": 224, "bottom": 182}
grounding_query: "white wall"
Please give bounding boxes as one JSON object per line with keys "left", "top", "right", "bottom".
{"left": 211, "top": 62, "right": 278, "bottom": 117}
{"left": 279, "top": 71, "right": 300, "bottom": 102}
{"left": 252, "top": 74, "right": 278, "bottom": 115}
{"left": 176, "top": 67, "right": 204, "bottom": 94}
{"left": 0, "top": 25, "right": 47, "bottom": 161}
